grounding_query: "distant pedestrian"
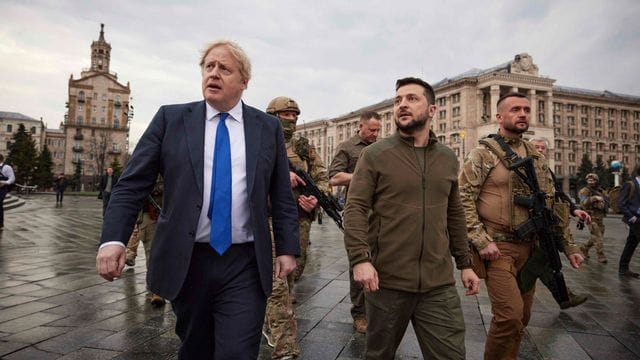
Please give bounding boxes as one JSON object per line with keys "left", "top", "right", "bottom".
{"left": 0, "top": 154, "right": 16, "bottom": 230}
{"left": 618, "top": 164, "right": 640, "bottom": 278}
{"left": 98, "top": 167, "right": 119, "bottom": 216}
{"left": 54, "top": 173, "right": 68, "bottom": 206}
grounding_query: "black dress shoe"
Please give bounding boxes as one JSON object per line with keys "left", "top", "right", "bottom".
{"left": 618, "top": 270, "right": 640, "bottom": 278}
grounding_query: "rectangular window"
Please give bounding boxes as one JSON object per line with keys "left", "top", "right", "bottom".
{"left": 568, "top": 116, "right": 575, "bottom": 126}
{"left": 554, "top": 152, "right": 561, "bottom": 161}
{"left": 595, "top": 119, "right": 601, "bottom": 127}
{"left": 553, "top": 103, "right": 562, "bottom": 112}
{"left": 567, "top": 104, "right": 574, "bottom": 112}
{"left": 6, "top": 124, "right": 12, "bottom": 132}
{"left": 569, "top": 153, "right": 576, "bottom": 162}
{"left": 453, "top": 107, "right": 460, "bottom": 117}
{"left": 581, "top": 105, "right": 588, "bottom": 114}
{"left": 439, "top": 110, "right": 446, "bottom": 119}
{"left": 555, "top": 165, "right": 562, "bottom": 175}
{"left": 553, "top": 115, "right": 561, "bottom": 124}
{"left": 451, "top": 93, "right": 461, "bottom": 103}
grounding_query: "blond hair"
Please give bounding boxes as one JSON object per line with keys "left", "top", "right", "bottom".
{"left": 199, "top": 40, "right": 252, "bottom": 83}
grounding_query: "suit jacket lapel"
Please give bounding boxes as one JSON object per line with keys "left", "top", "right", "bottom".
{"left": 183, "top": 101, "right": 206, "bottom": 195}
{"left": 243, "top": 103, "right": 263, "bottom": 196}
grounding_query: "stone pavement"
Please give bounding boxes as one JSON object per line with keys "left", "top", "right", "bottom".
{"left": 0, "top": 194, "right": 639, "bottom": 359}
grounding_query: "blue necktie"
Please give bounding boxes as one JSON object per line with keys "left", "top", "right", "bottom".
{"left": 208, "top": 112, "right": 232, "bottom": 255}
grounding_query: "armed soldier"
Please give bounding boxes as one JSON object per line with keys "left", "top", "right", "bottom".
{"left": 522, "top": 137, "right": 589, "bottom": 309}
{"left": 579, "top": 173, "right": 609, "bottom": 263}
{"left": 262, "top": 96, "right": 328, "bottom": 359}
{"left": 459, "top": 93, "right": 583, "bottom": 359}
{"left": 328, "top": 111, "right": 381, "bottom": 334}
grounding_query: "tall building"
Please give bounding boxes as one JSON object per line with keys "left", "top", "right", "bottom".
{"left": 298, "top": 53, "right": 640, "bottom": 196}
{"left": 63, "top": 23, "right": 131, "bottom": 190}
{"left": 0, "top": 112, "right": 45, "bottom": 154}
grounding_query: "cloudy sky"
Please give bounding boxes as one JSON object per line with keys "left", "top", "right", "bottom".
{"left": 1, "top": 0, "right": 639, "bottom": 149}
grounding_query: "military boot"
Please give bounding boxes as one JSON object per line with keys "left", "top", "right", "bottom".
{"left": 560, "top": 290, "right": 588, "bottom": 309}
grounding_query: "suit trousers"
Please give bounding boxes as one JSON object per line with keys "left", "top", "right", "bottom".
{"left": 171, "top": 242, "right": 267, "bottom": 360}
{"left": 365, "top": 285, "right": 466, "bottom": 360}
{"left": 485, "top": 242, "right": 535, "bottom": 360}
{"left": 619, "top": 221, "right": 640, "bottom": 272}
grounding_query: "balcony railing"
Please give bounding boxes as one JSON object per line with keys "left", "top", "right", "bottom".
{"left": 74, "top": 133, "right": 84, "bottom": 140}
{"left": 72, "top": 146, "right": 84, "bottom": 152}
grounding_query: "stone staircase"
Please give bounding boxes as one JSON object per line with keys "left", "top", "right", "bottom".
{"left": 4, "top": 194, "right": 26, "bottom": 210}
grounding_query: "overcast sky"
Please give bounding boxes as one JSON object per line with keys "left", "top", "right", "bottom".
{"left": 2, "top": 0, "right": 639, "bottom": 149}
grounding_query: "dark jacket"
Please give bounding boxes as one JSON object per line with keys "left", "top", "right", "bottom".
{"left": 99, "top": 173, "right": 120, "bottom": 193}
{"left": 99, "top": 101, "right": 299, "bottom": 300}
{"left": 619, "top": 178, "right": 640, "bottom": 225}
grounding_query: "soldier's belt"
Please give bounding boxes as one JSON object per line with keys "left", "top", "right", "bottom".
{"left": 486, "top": 228, "right": 533, "bottom": 243}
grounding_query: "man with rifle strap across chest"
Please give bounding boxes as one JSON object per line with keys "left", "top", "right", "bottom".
{"left": 459, "top": 92, "right": 583, "bottom": 360}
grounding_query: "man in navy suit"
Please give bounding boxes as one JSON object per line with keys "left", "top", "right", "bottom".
{"left": 96, "top": 40, "right": 299, "bottom": 359}
{"left": 618, "top": 164, "right": 640, "bottom": 278}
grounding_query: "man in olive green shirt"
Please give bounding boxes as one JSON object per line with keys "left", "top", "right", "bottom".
{"left": 328, "top": 111, "right": 381, "bottom": 334}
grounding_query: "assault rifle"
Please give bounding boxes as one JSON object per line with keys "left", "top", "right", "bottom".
{"left": 510, "top": 156, "right": 570, "bottom": 305}
{"left": 289, "top": 161, "right": 344, "bottom": 231}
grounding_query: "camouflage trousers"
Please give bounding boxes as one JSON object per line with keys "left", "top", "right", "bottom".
{"left": 264, "top": 239, "right": 300, "bottom": 359}
{"left": 125, "top": 213, "right": 157, "bottom": 268}
{"left": 583, "top": 216, "right": 605, "bottom": 256}
{"left": 288, "top": 218, "right": 311, "bottom": 285}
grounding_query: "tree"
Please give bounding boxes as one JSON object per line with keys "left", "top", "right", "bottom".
{"left": 89, "top": 131, "right": 111, "bottom": 186}
{"left": 576, "top": 153, "right": 593, "bottom": 190}
{"left": 110, "top": 157, "right": 123, "bottom": 176}
{"left": 6, "top": 123, "right": 37, "bottom": 185}
{"left": 33, "top": 144, "right": 54, "bottom": 190}
{"left": 72, "top": 161, "right": 83, "bottom": 191}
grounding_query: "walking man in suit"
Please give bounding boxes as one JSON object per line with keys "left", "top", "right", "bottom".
{"left": 96, "top": 40, "right": 299, "bottom": 359}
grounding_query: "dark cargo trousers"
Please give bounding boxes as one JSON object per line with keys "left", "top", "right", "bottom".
{"left": 365, "top": 285, "right": 466, "bottom": 359}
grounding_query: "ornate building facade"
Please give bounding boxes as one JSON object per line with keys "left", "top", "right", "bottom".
{"left": 297, "top": 53, "right": 640, "bottom": 195}
{"left": 60, "top": 24, "right": 131, "bottom": 190}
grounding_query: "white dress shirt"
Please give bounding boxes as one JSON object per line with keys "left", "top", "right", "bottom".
{"left": 0, "top": 162, "right": 15, "bottom": 186}
{"left": 195, "top": 101, "right": 254, "bottom": 244}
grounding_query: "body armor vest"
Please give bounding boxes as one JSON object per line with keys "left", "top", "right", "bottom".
{"left": 479, "top": 136, "right": 554, "bottom": 236}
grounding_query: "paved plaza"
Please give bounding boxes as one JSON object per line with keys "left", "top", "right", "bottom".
{"left": 0, "top": 194, "right": 639, "bottom": 359}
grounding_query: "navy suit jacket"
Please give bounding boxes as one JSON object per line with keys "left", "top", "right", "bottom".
{"left": 100, "top": 101, "right": 300, "bottom": 300}
{"left": 619, "top": 178, "right": 640, "bottom": 225}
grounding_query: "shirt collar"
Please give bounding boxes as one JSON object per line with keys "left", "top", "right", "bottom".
{"left": 205, "top": 100, "right": 243, "bottom": 123}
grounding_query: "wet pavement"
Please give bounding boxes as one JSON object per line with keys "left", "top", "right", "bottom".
{"left": 0, "top": 194, "right": 639, "bottom": 359}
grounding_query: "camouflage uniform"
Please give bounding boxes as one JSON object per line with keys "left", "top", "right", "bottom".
{"left": 287, "top": 137, "right": 329, "bottom": 283}
{"left": 327, "top": 134, "right": 368, "bottom": 323}
{"left": 578, "top": 182, "right": 608, "bottom": 261}
{"left": 264, "top": 228, "right": 300, "bottom": 359}
{"left": 459, "top": 134, "right": 561, "bottom": 359}
{"left": 263, "top": 137, "right": 327, "bottom": 359}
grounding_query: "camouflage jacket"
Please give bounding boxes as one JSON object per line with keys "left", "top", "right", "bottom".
{"left": 459, "top": 134, "right": 566, "bottom": 251}
{"left": 287, "top": 137, "right": 329, "bottom": 216}
{"left": 578, "top": 186, "right": 608, "bottom": 217}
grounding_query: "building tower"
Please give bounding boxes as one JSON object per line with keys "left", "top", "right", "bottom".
{"left": 63, "top": 23, "right": 131, "bottom": 190}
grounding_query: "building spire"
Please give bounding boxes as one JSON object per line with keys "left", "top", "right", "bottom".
{"left": 90, "top": 23, "right": 111, "bottom": 73}
{"left": 99, "top": 23, "right": 105, "bottom": 41}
